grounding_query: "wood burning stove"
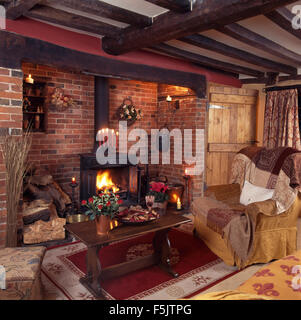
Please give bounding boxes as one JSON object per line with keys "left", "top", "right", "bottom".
{"left": 79, "top": 77, "right": 141, "bottom": 205}
{"left": 80, "top": 153, "right": 141, "bottom": 205}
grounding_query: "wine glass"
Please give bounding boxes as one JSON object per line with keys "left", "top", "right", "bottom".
{"left": 145, "top": 195, "right": 155, "bottom": 213}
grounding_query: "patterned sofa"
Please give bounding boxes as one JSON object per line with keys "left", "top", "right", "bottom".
{"left": 0, "top": 246, "right": 46, "bottom": 300}
{"left": 190, "top": 249, "right": 301, "bottom": 300}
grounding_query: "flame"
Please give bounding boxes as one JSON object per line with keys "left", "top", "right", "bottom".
{"left": 96, "top": 171, "right": 119, "bottom": 193}
{"left": 172, "top": 194, "right": 178, "bottom": 201}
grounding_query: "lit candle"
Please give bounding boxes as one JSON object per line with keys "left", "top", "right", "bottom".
{"left": 177, "top": 197, "right": 182, "bottom": 210}
{"left": 166, "top": 95, "right": 172, "bottom": 102}
{"left": 185, "top": 168, "right": 188, "bottom": 176}
{"left": 116, "top": 131, "right": 119, "bottom": 151}
{"left": 72, "top": 177, "right": 76, "bottom": 184}
{"left": 25, "top": 74, "right": 34, "bottom": 84}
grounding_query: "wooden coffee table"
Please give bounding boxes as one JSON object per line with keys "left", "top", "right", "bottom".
{"left": 65, "top": 213, "right": 191, "bottom": 298}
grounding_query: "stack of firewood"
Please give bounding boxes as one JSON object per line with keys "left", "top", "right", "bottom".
{"left": 22, "top": 173, "right": 72, "bottom": 244}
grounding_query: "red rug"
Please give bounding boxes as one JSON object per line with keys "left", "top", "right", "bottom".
{"left": 41, "top": 228, "right": 239, "bottom": 300}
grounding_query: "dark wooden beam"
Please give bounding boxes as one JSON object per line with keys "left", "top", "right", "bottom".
{"left": 218, "top": 23, "right": 301, "bottom": 66}
{"left": 265, "top": 7, "right": 301, "bottom": 41}
{"left": 179, "top": 34, "right": 297, "bottom": 75}
{"left": 151, "top": 43, "right": 264, "bottom": 77}
{"left": 241, "top": 74, "right": 301, "bottom": 85}
{"left": 24, "top": 5, "right": 122, "bottom": 38}
{"left": 146, "top": 0, "right": 196, "bottom": 13}
{"left": 0, "top": 30, "right": 207, "bottom": 98}
{"left": 4, "top": 0, "right": 42, "bottom": 19}
{"left": 46, "top": 0, "right": 153, "bottom": 28}
{"left": 102, "top": 0, "right": 298, "bottom": 55}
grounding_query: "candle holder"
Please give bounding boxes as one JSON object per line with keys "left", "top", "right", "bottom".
{"left": 69, "top": 181, "right": 79, "bottom": 215}
{"left": 183, "top": 174, "right": 190, "bottom": 209}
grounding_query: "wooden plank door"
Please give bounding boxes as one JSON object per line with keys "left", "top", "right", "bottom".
{"left": 206, "top": 85, "right": 258, "bottom": 186}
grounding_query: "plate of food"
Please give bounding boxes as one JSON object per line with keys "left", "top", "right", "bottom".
{"left": 117, "top": 205, "right": 159, "bottom": 225}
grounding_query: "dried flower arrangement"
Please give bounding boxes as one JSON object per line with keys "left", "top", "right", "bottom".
{"left": 1, "top": 130, "right": 32, "bottom": 247}
{"left": 119, "top": 97, "right": 142, "bottom": 125}
{"left": 50, "top": 88, "right": 75, "bottom": 111}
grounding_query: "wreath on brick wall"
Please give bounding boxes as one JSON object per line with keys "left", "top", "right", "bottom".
{"left": 50, "top": 87, "right": 76, "bottom": 111}
{"left": 118, "top": 97, "right": 143, "bottom": 126}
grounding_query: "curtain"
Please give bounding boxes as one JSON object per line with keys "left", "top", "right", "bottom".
{"left": 263, "top": 89, "right": 300, "bottom": 150}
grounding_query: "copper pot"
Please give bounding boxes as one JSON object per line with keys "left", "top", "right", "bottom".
{"left": 95, "top": 215, "right": 111, "bottom": 235}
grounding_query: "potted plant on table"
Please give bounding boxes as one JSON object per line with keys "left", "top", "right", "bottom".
{"left": 147, "top": 182, "right": 169, "bottom": 215}
{"left": 81, "top": 192, "right": 123, "bottom": 235}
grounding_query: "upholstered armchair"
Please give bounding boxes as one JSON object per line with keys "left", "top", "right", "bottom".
{"left": 192, "top": 146, "right": 301, "bottom": 269}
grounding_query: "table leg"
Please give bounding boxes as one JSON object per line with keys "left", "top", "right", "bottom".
{"left": 153, "top": 228, "right": 179, "bottom": 278}
{"left": 80, "top": 245, "right": 103, "bottom": 297}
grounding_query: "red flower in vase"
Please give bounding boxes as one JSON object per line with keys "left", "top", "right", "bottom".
{"left": 81, "top": 200, "right": 87, "bottom": 205}
{"left": 88, "top": 197, "right": 93, "bottom": 203}
{"left": 97, "top": 205, "right": 103, "bottom": 210}
{"left": 107, "top": 201, "right": 111, "bottom": 206}
{"left": 150, "top": 182, "right": 168, "bottom": 193}
{"left": 117, "top": 199, "right": 123, "bottom": 205}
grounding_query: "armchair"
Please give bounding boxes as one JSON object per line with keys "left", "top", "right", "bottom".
{"left": 192, "top": 147, "right": 301, "bottom": 269}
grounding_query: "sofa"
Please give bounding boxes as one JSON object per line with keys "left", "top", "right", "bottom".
{"left": 192, "top": 147, "right": 301, "bottom": 269}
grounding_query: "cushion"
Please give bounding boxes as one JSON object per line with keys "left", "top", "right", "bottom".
{"left": 240, "top": 180, "right": 274, "bottom": 206}
{"left": 237, "top": 250, "right": 301, "bottom": 300}
{"left": 0, "top": 246, "right": 46, "bottom": 281}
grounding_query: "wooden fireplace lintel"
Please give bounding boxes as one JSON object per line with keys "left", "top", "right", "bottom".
{"left": 0, "top": 30, "right": 207, "bottom": 99}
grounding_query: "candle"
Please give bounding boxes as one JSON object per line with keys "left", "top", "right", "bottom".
{"left": 177, "top": 197, "right": 182, "bottom": 210}
{"left": 116, "top": 131, "right": 119, "bottom": 151}
{"left": 166, "top": 95, "right": 172, "bottom": 102}
{"left": 25, "top": 74, "right": 34, "bottom": 84}
{"left": 185, "top": 168, "right": 188, "bottom": 176}
{"left": 72, "top": 177, "right": 76, "bottom": 184}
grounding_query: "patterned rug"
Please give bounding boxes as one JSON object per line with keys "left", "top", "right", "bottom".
{"left": 41, "top": 225, "right": 239, "bottom": 300}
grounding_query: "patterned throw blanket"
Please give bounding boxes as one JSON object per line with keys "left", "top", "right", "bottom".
{"left": 231, "top": 146, "right": 301, "bottom": 214}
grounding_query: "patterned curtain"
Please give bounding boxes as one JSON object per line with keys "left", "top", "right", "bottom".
{"left": 263, "top": 89, "right": 300, "bottom": 150}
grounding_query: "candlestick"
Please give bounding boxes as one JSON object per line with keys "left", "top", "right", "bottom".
{"left": 177, "top": 197, "right": 182, "bottom": 210}
{"left": 183, "top": 169, "right": 190, "bottom": 209}
{"left": 69, "top": 179, "right": 78, "bottom": 216}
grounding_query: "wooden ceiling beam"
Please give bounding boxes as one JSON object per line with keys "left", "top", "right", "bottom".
{"left": 265, "top": 7, "right": 301, "bottom": 41}
{"left": 45, "top": 0, "right": 153, "bottom": 28}
{"left": 102, "top": 0, "right": 298, "bottom": 55}
{"left": 151, "top": 43, "right": 265, "bottom": 77}
{"left": 218, "top": 23, "right": 301, "bottom": 66}
{"left": 25, "top": 5, "right": 122, "bottom": 37}
{"left": 145, "top": 0, "right": 196, "bottom": 13}
{"left": 4, "top": 0, "right": 42, "bottom": 19}
{"left": 241, "top": 74, "right": 301, "bottom": 85}
{"left": 179, "top": 34, "right": 297, "bottom": 75}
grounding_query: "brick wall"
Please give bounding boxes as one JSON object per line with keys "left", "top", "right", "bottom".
{"left": 108, "top": 81, "right": 207, "bottom": 204}
{"left": 108, "top": 78, "right": 158, "bottom": 176}
{"left": 22, "top": 63, "right": 95, "bottom": 203}
{"left": 157, "top": 84, "right": 206, "bottom": 204}
{"left": 0, "top": 67, "right": 23, "bottom": 247}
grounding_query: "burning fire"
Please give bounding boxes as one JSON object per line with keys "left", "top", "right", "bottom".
{"left": 96, "top": 171, "right": 119, "bottom": 193}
